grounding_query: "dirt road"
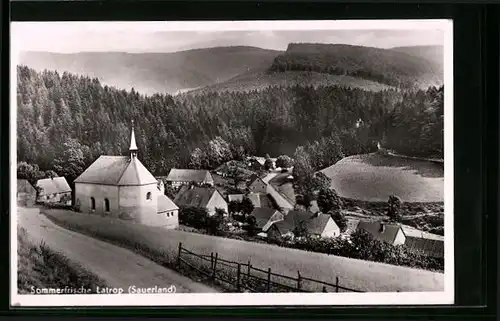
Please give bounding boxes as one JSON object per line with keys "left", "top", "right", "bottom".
{"left": 263, "top": 172, "right": 294, "bottom": 212}
{"left": 17, "top": 207, "right": 219, "bottom": 293}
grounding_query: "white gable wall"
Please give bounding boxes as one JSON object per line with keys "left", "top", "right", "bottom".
{"left": 321, "top": 218, "right": 341, "bottom": 238}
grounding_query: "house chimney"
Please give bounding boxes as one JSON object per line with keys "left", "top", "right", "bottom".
{"left": 379, "top": 223, "right": 385, "bottom": 233}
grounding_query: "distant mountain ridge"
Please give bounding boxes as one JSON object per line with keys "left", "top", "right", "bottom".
{"left": 19, "top": 46, "right": 282, "bottom": 95}
{"left": 19, "top": 44, "right": 444, "bottom": 96}
{"left": 188, "top": 43, "right": 443, "bottom": 94}
{"left": 267, "top": 43, "right": 443, "bottom": 89}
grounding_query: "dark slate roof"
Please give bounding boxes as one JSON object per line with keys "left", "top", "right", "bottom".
{"left": 356, "top": 221, "right": 403, "bottom": 244}
{"left": 166, "top": 169, "right": 211, "bottom": 183}
{"left": 248, "top": 175, "right": 266, "bottom": 186}
{"left": 306, "top": 213, "right": 337, "bottom": 235}
{"left": 174, "top": 186, "right": 218, "bottom": 208}
{"left": 272, "top": 210, "right": 323, "bottom": 235}
{"left": 404, "top": 236, "right": 444, "bottom": 258}
{"left": 17, "top": 179, "right": 36, "bottom": 194}
{"left": 74, "top": 156, "right": 157, "bottom": 186}
{"left": 36, "top": 177, "right": 72, "bottom": 196}
{"left": 250, "top": 207, "right": 281, "bottom": 229}
{"left": 157, "top": 194, "right": 179, "bottom": 213}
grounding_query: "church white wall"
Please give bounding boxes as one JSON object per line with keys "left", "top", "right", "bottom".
{"left": 74, "top": 183, "right": 119, "bottom": 215}
{"left": 119, "top": 184, "right": 158, "bottom": 224}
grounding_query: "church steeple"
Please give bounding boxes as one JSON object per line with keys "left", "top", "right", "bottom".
{"left": 129, "top": 120, "right": 138, "bottom": 158}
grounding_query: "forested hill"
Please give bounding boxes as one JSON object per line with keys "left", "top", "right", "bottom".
{"left": 268, "top": 43, "right": 443, "bottom": 89}
{"left": 17, "top": 66, "right": 443, "bottom": 186}
{"left": 18, "top": 46, "right": 281, "bottom": 95}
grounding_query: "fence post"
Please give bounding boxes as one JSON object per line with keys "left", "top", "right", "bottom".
{"left": 237, "top": 263, "right": 241, "bottom": 292}
{"left": 177, "top": 242, "right": 182, "bottom": 267}
{"left": 267, "top": 267, "right": 271, "bottom": 292}
{"left": 210, "top": 252, "right": 214, "bottom": 270}
{"left": 212, "top": 253, "right": 218, "bottom": 281}
{"left": 297, "top": 271, "right": 302, "bottom": 291}
{"left": 335, "top": 276, "right": 339, "bottom": 293}
{"left": 247, "top": 262, "right": 251, "bottom": 278}
{"left": 322, "top": 286, "right": 327, "bottom": 293}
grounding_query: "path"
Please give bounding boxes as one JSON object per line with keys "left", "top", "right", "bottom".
{"left": 17, "top": 207, "right": 219, "bottom": 293}
{"left": 263, "top": 172, "right": 294, "bottom": 212}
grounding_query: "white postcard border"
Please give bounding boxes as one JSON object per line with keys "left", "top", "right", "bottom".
{"left": 10, "top": 19, "right": 454, "bottom": 307}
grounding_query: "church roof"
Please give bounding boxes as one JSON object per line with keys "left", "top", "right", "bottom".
{"left": 74, "top": 155, "right": 157, "bottom": 186}
{"left": 36, "top": 177, "right": 72, "bottom": 196}
{"left": 157, "top": 194, "right": 179, "bottom": 213}
{"left": 166, "top": 169, "right": 211, "bottom": 183}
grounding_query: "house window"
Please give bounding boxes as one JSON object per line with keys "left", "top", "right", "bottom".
{"left": 146, "top": 192, "right": 152, "bottom": 201}
{"left": 104, "top": 198, "right": 110, "bottom": 212}
{"left": 90, "top": 197, "right": 96, "bottom": 210}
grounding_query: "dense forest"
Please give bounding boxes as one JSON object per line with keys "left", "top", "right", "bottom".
{"left": 17, "top": 65, "right": 443, "bottom": 185}
{"left": 269, "top": 43, "right": 443, "bottom": 89}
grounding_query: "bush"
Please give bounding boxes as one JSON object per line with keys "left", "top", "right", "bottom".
{"left": 267, "top": 229, "right": 443, "bottom": 272}
{"left": 276, "top": 155, "right": 294, "bottom": 168}
{"left": 179, "top": 206, "right": 210, "bottom": 229}
{"left": 387, "top": 195, "right": 402, "bottom": 221}
{"left": 317, "top": 187, "right": 342, "bottom": 214}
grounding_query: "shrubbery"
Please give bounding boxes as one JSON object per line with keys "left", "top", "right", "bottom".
{"left": 267, "top": 229, "right": 443, "bottom": 272}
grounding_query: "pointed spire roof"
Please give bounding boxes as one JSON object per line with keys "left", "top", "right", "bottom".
{"left": 130, "top": 120, "right": 138, "bottom": 152}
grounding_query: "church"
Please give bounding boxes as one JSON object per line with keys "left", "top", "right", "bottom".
{"left": 73, "top": 122, "right": 179, "bottom": 229}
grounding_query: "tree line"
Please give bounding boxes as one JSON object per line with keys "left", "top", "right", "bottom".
{"left": 17, "top": 65, "right": 443, "bottom": 185}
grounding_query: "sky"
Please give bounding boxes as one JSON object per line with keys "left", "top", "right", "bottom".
{"left": 11, "top": 21, "right": 446, "bottom": 53}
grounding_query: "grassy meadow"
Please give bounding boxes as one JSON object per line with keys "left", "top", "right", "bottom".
{"left": 320, "top": 153, "right": 444, "bottom": 203}
{"left": 42, "top": 208, "right": 444, "bottom": 292}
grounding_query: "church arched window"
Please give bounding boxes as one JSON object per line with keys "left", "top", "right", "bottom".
{"left": 104, "top": 198, "right": 110, "bottom": 212}
{"left": 146, "top": 192, "right": 152, "bottom": 201}
{"left": 90, "top": 197, "right": 96, "bottom": 210}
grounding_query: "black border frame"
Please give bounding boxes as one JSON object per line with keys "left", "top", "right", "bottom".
{"left": 2, "top": 1, "right": 498, "bottom": 319}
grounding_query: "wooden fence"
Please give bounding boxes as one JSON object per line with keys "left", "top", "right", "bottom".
{"left": 176, "top": 242, "right": 365, "bottom": 293}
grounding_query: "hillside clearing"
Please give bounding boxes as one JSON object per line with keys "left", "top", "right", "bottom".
{"left": 320, "top": 153, "right": 444, "bottom": 202}
{"left": 43, "top": 208, "right": 444, "bottom": 292}
{"left": 193, "top": 71, "right": 393, "bottom": 94}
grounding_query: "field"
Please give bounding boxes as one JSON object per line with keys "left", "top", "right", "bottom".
{"left": 17, "top": 226, "right": 107, "bottom": 294}
{"left": 42, "top": 208, "right": 444, "bottom": 292}
{"left": 320, "top": 153, "right": 444, "bottom": 202}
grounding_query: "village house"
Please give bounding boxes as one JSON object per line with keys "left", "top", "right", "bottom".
{"left": 249, "top": 207, "right": 284, "bottom": 233}
{"left": 356, "top": 221, "right": 406, "bottom": 246}
{"left": 248, "top": 175, "right": 267, "bottom": 194}
{"left": 73, "top": 122, "right": 179, "bottom": 229}
{"left": 401, "top": 227, "right": 444, "bottom": 259}
{"left": 36, "top": 177, "right": 72, "bottom": 205}
{"left": 174, "top": 185, "right": 228, "bottom": 216}
{"left": 268, "top": 210, "right": 340, "bottom": 239}
{"left": 17, "top": 179, "right": 37, "bottom": 207}
{"left": 227, "top": 192, "right": 272, "bottom": 209}
{"left": 165, "top": 168, "right": 214, "bottom": 189}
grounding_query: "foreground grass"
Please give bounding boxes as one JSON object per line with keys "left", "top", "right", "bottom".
{"left": 17, "top": 227, "right": 107, "bottom": 294}
{"left": 42, "top": 208, "right": 444, "bottom": 292}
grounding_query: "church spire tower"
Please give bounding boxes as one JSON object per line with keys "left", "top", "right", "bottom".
{"left": 129, "top": 120, "right": 138, "bottom": 158}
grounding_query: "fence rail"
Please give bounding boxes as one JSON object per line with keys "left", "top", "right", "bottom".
{"left": 176, "top": 242, "right": 364, "bottom": 293}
